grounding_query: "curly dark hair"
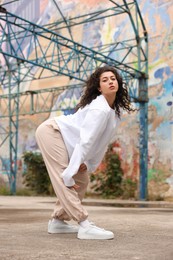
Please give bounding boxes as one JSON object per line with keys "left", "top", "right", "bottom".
{"left": 76, "top": 65, "right": 133, "bottom": 118}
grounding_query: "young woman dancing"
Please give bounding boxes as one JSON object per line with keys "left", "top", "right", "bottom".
{"left": 35, "top": 65, "right": 133, "bottom": 240}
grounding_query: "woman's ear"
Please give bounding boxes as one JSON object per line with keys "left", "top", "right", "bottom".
{"left": 98, "top": 88, "right": 102, "bottom": 93}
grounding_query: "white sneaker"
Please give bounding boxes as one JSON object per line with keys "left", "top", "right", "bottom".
{"left": 48, "top": 219, "right": 79, "bottom": 234}
{"left": 77, "top": 222, "right": 114, "bottom": 240}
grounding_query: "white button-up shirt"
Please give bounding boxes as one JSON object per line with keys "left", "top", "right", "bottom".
{"left": 54, "top": 94, "right": 119, "bottom": 186}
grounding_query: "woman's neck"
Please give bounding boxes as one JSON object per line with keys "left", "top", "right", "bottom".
{"left": 103, "top": 94, "right": 116, "bottom": 109}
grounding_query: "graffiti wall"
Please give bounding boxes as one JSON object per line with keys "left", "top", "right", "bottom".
{"left": 143, "top": 0, "right": 173, "bottom": 198}
{"left": 0, "top": 0, "right": 173, "bottom": 199}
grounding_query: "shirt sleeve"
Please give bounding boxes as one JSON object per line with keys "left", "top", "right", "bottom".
{"left": 85, "top": 123, "right": 120, "bottom": 174}
{"left": 84, "top": 145, "right": 108, "bottom": 173}
{"left": 61, "top": 109, "right": 108, "bottom": 187}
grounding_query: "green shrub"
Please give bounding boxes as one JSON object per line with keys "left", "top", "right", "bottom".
{"left": 22, "top": 151, "right": 54, "bottom": 195}
{"left": 0, "top": 186, "right": 11, "bottom": 195}
{"left": 121, "top": 178, "right": 137, "bottom": 199}
{"left": 90, "top": 145, "right": 123, "bottom": 198}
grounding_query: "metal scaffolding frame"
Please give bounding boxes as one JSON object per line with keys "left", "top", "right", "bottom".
{"left": 0, "top": 0, "right": 148, "bottom": 199}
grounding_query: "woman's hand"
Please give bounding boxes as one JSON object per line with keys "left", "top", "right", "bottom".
{"left": 68, "top": 183, "right": 80, "bottom": 190}
{"left": 78, "top": 163, "right": 87, "bottom": 173}
{"left": 66, "top": 164, "right": 87, "bottom": 190}
{"left": 68, "top": 164, "right": 87, "bottom": 190}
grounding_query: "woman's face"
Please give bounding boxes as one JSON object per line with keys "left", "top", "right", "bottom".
{"left": 99, "top": 71, "right": 119, "bottom": 97}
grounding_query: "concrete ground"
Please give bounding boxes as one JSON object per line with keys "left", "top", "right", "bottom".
{"left": 0, "top": 196, "right": 173, "bottom": 260}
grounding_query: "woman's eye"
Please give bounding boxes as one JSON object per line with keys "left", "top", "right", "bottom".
{"left": 102, "top": 77, "right": 116, "bottom": 82}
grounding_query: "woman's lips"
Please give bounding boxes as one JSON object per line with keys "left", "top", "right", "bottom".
{"left": 109, "top": 85, "right": 115, "bottom": 90}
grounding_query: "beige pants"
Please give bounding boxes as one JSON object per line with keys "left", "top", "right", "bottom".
{"left": 35, "top": 118, "right": 89, "bottom": 222}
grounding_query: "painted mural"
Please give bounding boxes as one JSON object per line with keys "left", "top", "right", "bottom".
{"left": 0, "top": 0, "right": 173, "bottom": 199}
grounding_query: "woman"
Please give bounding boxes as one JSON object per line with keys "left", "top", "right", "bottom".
{"left": 35, "top": 65, "right": 133, "bottom": 240}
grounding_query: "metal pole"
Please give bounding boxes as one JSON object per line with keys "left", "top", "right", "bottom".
{"left": 139, "top": 99, "right": 148, "bottom": 200}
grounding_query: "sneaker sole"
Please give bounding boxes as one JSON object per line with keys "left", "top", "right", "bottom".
{"left": 48, "top": 227, "right": 79, "bottom": 234}
{"left": 77, "top": 234, "right": 114, "bottom": 240}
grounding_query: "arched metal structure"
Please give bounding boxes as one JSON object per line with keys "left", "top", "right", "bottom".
{"left": 0, "top": 0, "right": 148, "bottom": 199}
